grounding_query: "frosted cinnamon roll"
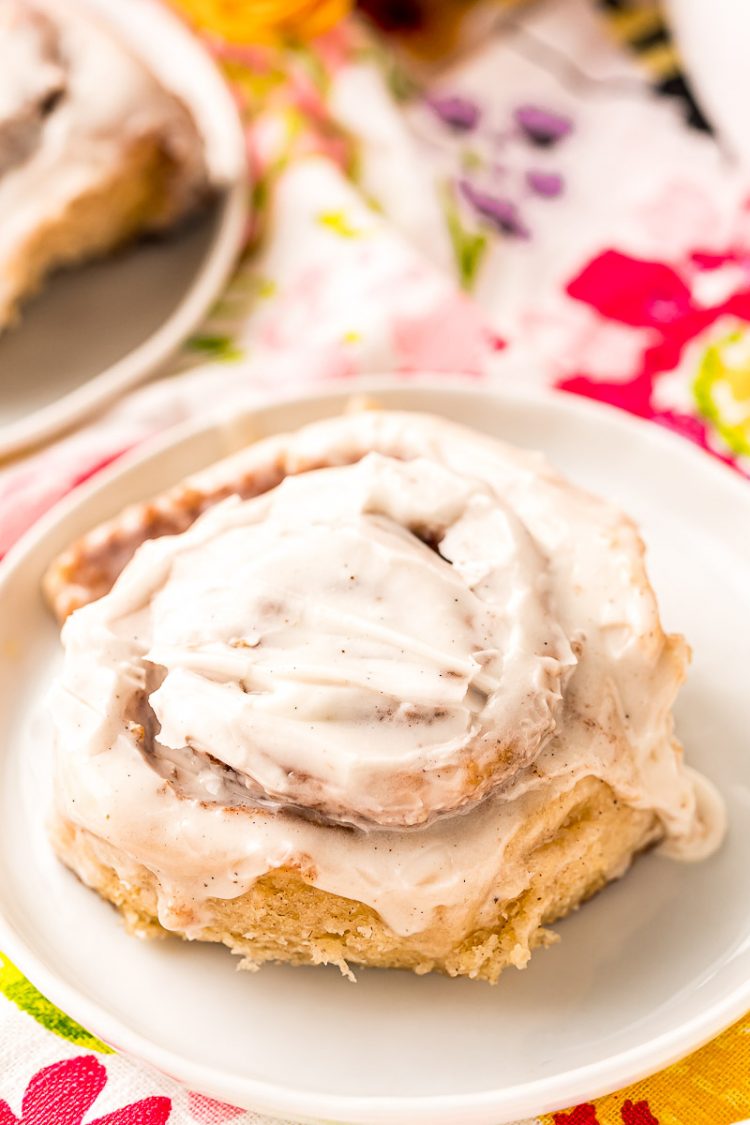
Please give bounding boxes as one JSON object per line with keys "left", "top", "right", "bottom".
{"left": 0, "top": 0, "right": 210, "bottom": 329}
{"left": 45, "top": 409, "right": 725, "bottom": 981}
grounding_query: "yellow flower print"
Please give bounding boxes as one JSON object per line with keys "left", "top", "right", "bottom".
{"left": 694, "top": 328, "right": 750, "bottom": 456}
{"left": 169, "top": 0, "right": 350, "bottom": 43}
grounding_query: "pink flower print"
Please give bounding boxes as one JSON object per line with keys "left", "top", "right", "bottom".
{"left": 313, "top": 23, "right": 362, "bottom": 72}
{"left": 392, "top": 291, "right": 492, "bottom": 375}
{"left": 209, "top": 39, "right": 272, "bottom": 72}
{"left": 633, "top": 180, "right": 723, "bottom": 260}
{"left": 0, "top": 445, "right": 131, "bottom": 561}
{"left": 188, "top": 1092, "right": 244, "bottom": 1122}
{"left": 521, "top": 304, "right": 655, "bottom": 386}
{"left": 0, "top": 1056, "right": 171, "bottom": 1125}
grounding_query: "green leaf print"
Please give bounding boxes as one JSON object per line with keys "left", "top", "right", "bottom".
{"left": 186, "top": 334, "right": 243, "bottom": 362}
{"left": 441, "top": 185, "right": 487, "bottom": 291}
{"left": 0, "top": 952, "right": 113, "bottom": 1053}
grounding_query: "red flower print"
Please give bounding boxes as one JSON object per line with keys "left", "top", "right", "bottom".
{"left": 567, "top": 251, "right": 696, "bottom": 329}
{"left": 558, "top": 245, "right": 750, "bottom": 468}
{"left": 552, "top": 1097, "right": 660, "bottom": 1125}
{"left": 620, "top": 1099, "right": 659, "bottom": 1125}
{"left": 0, "top": 1056, "right": 171, "bottom": 1125}
{"left": 553, "top": 1105, "right": 601, "bottom": 1124}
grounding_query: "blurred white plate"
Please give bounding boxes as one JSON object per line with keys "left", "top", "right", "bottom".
{"left": 0, "top": 381, "right": 748, "bottom": 1124}
{"left": 0, "top": 0, "right": 248, "bottom": 460}
{"left": 667, "top": 0, "right": 750, "bottom": 161}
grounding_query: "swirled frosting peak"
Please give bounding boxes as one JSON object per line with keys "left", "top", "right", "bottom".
{"left": 61, "top": 453, "right": 576, "bottom": 828}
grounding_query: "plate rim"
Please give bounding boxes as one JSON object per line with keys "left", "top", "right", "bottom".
{"left": 0, "top": 377, "right": 748, "bottom": 1124}
{"left": 0, "top": 0, "right": 249, "bottom": 461}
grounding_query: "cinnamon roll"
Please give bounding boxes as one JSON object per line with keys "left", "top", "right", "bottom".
{"left": 0, "top": 0, "right": 209, "bottom": 329}
{"left": 44, "top": 409, "right": 725, "bottom": 981}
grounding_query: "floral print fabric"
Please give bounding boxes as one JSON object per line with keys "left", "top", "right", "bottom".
{"left": 1, "top": 0, "right": 749, "bottom": 1122}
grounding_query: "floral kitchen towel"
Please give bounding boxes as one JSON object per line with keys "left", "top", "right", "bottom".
{"left": 1, "top": 946, "right": 749, "bottom": 1121}
{"left": 1, "top": 1, "right": 749, "bottom": 1122}
{"left": 3, "top": 0, "right": 750, "bottom": 556}
{"left": 3, "top": 0, "right": 750, "bottom": 551}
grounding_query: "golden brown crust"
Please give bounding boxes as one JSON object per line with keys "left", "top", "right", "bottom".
{"left": 51, "top": 777, "right": 661, "bottom": 982}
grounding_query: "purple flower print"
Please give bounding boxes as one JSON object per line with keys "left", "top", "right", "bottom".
{"left": 426, "top": 91, "right": 573, "bottom": 259}
{"left": 459, "top": 180, "right": 530, "bottom": 238}
{"left": 429, "top": 94, "right": 481, "bottom": 131}
{"left": 514, "top": 105, "right": 573, "bottom": 147}
{"left": 526, "top": 169, "right": 564, "bottom": 197}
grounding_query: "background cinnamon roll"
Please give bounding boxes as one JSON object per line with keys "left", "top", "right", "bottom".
{"left": 44, "top": 409, "right": 725, "bottom": 981}
{"left": 0, "top": 0, "right": 210, "bottom": 330}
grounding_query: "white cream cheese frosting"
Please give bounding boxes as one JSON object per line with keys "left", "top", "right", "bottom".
{"left": 49, "top": 410, "right": 726, "bottom": 940}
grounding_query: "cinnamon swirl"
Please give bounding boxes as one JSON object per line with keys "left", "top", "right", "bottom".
{"left": 44, "top": 408, "right": 725, "bottom": 981}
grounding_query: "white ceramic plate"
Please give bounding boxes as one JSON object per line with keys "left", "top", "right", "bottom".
{"left": 0, "top": 0, "right": 248, "bottom": 459}
{"left": 0, "top": 381, "right": 748, "bottom": 1125}
{"left": 666, "top": 0, "right": 750, "bottom": 163}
